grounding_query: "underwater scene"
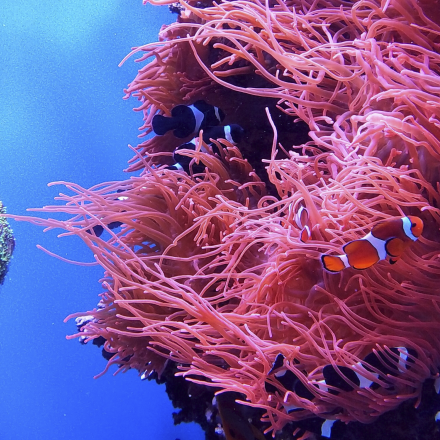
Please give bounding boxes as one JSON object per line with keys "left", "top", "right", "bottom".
{"left": 1, "top": 0, "right": 440, "bottom": 439}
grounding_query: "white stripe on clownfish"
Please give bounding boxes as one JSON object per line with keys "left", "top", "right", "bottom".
{"left": 321, "top": 419, "right": 336, "bottom": 438}
{"left": 282, "top": 403, "right": 301, "bottom": 413}
{"left": 194, "top": 137, "right": 211, "bottom": 154}
{"left": 434, "top": 377, "right": 440, "bottom": 394}
{"left": 315, "top": 379, "right": 329, "bottom": 393}
{"left": 188, "top": 105, "right": 206, "bottom": 134}
{"left": 363, "top": 231, "right": 388, "bottom": 260}
{"left": 214, "top": 106, "right": 221, "bottom": 123}
{"left": 171, "top": 162, "right": 184, "bottom": 171}
{"left": 223, "top": 125, "right": 233, "bottom": 143}
{"left": 294, "top": 206, "right": 308, "bottom": 229}
{"left": 353, "top": 364, "right": 378, "bottom": 389}
{"left": 282, "top": 395, "right": 301, "bottom": 413}
{"left": 397, "top": 346, "right": 411, "bottom": 373}
{"left": 402, "top": 216, "right": 419, "bottom": 241}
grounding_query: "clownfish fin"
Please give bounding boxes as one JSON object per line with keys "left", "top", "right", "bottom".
{"left": 321, "top": 254, "right": 348, "bottom": 273}
{"left": 300, "top": 225, "right": 311, "bottom": 243}
{"left": 385, "top": 237, "right": 405, "bottom": 258}
{"left": 389, "top": 257, "right": 400, "bottom": 264}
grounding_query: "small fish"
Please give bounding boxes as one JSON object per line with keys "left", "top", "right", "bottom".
{"left": 167, "top": 124, "right": 244, "bottom": 173}
{"left": 265, "top": 347, "right": 415, "bottom": 438}
{"left": 166, "top": 140, "right": 206, "bottom": 174}
{"left": 265, "top": 354, "right": 314, "bottom": 407}
{"left": 86, "top": 221, "right": 122, "bottom": 238}
{"left": 152, "top": 100, "right": 225, "bottom": 138}
{"left": 294, "top": 206, "right": 311, "bottom": 243}
{"left": 321, "top": 215, "right": 423, "bottom": 272}
{"left": 267, "top": 347, "right": 416, "bottom": 403}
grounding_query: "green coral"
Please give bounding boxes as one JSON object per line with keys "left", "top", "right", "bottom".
{"left": 0, "top": 202, "right": 15, "bottom": 285}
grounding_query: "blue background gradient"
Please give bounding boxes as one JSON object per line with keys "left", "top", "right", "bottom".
{"left": 0, "top": 1, "right": 204, "bottom": 439}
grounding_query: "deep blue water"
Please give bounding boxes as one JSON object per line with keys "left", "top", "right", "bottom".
{"left": 0, "top": 1, "right": 204, "bottom": 439}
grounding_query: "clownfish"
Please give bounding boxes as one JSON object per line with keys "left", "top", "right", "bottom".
{"left": 266, "top": 346, "right": 416, "bottom": 411}
{"left": 321, "top": 216, "right": 423, "bottom": 272}
{"left": 295, "top": 206, "right": 311, "bottom": 243}
{"left": 152, "top": 100, "right": 225, "bottom": 138}
{"left": 167, "top": 124, "right": 244, "bottom": 173}
{"left": 265, "top": 347, "right": 417, "bottom": 438}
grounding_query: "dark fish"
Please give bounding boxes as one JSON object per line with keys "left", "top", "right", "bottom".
{"left": 266, "top": 347, "right": 416, "bottom": 403}
{"left": 152, "top": 100, "right": 225, "bottom": 138}
{"left": 265, "top": 354, "right": 313, "bottom": 407}
{"left": 321, "top": 347, "right": 417, "bottom": 393}
{"left": 167, "top": 140, "right": 205, "bottom": 174}
{"left": 86, "top": 221, "right": 122, "bottom": 237}
{"left": 167, "top": 124, "right": 244, "bottom": 174}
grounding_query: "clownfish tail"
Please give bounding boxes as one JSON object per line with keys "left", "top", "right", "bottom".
{"left": 321, "top": 254, "right": 347, "bottom": 273}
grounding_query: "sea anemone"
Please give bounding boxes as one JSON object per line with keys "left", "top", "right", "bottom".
{"left": 9, "top": 0, "right": 440, "bottom": 436}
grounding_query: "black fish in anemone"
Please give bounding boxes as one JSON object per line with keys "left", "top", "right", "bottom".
{"left": 167, "top": 141, "right": 206, "bottom": 174}
{"left": 266, "top": 347, "right": 417, "bottom": 402}
{"left": 167, "top": 124, "right": 244, "bottom": 173}
{"left": 86, "top": 221, "right": 123, "bottom": 238}
{"left": 152, "top": 100, "right": 225, "bottom": 138}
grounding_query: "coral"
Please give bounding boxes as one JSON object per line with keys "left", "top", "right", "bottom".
{"left": 0, "top": 202, "right": 15, "bottom": 285}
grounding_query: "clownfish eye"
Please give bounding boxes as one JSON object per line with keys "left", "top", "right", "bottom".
{"left": 411, "top": 223, "right": 416, "bottom": 227}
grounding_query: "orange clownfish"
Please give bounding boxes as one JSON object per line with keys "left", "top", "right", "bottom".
{"left": 321, "top": 216, "right": 423, "bottom": 272}
{"left": 295, "top": 206, "right": 311, "bottom": 243}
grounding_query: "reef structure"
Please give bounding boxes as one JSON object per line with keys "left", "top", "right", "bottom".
{"left": 9, "top": 0, "right": 440, "bottom": 438}
{"left": 0, "top": 201, "right": 15, "bottom": 285}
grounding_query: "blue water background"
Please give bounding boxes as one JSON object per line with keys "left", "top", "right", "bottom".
{"left": 0, "top": 1, "right": 204, "bottom": 439}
